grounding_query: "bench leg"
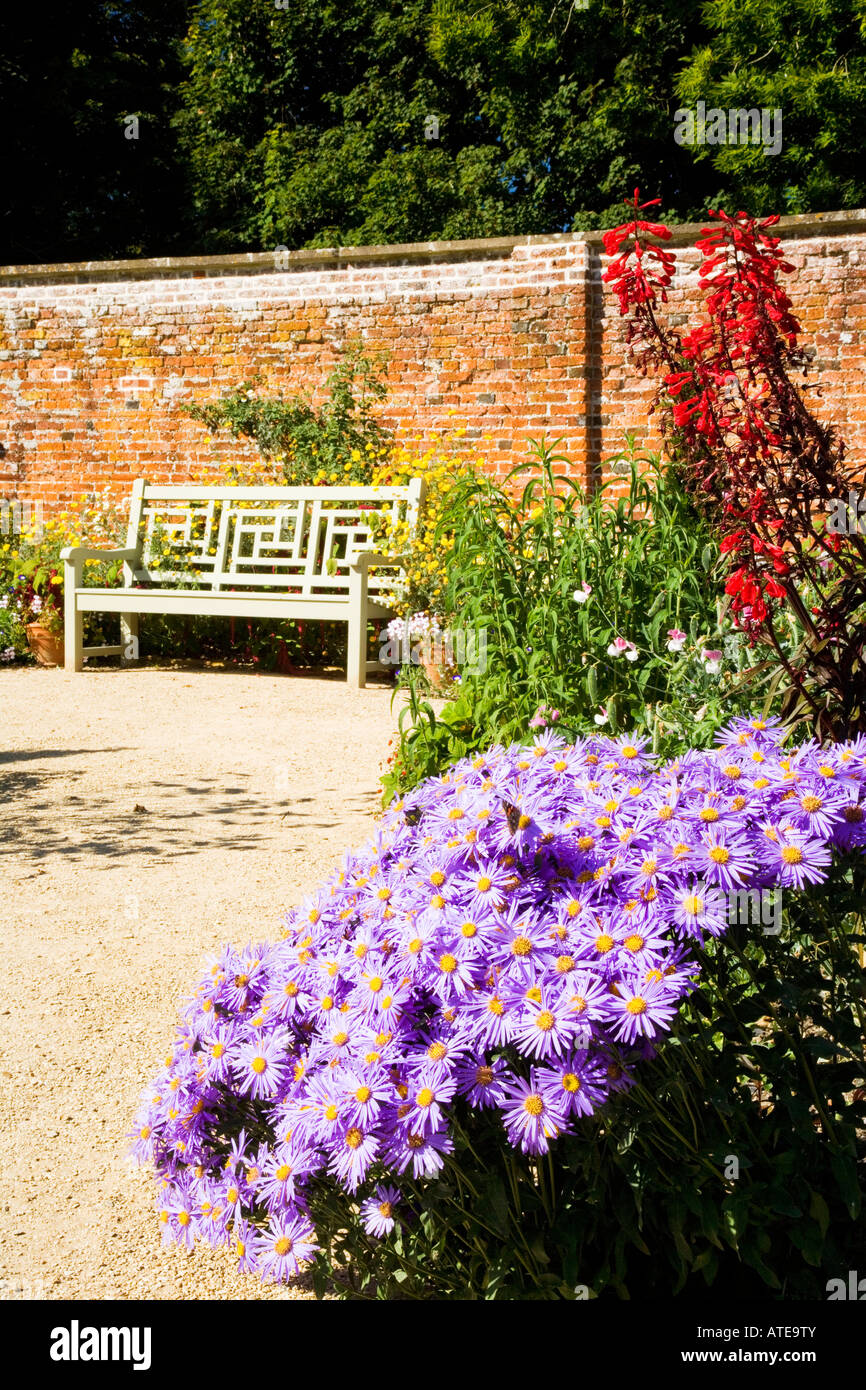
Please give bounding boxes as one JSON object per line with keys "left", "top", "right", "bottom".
{"left": 347, "top": 567, "right": 367, "bottom": 688}
{"left": 347, "top": 613, "right": 368, "bottom": 689}
{"left": 63, "top": 558, "right": 84, "bottom": 671}
{"left": 120, "top": 611, "right": 140, "bottom": 663}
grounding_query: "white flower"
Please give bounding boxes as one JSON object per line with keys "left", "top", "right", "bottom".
{"left": 666, "top": 628, "right": 687, "bottom": 653}
{"left": 572, "top": 583, "right": 592, "bottom": 604}
{"left": 624, "top": 647, "right": 639, "bottom": 662}
{"left": 593, "top": 707, "right": 609, "bottom": 726}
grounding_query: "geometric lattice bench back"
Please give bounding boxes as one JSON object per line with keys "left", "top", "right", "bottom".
{"left": 129, "top": 480, "right": 424, "bottom": 597}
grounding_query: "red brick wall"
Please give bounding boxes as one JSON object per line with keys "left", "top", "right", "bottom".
{"left": 1, "top": 211, "right": 864, "bottom": 515}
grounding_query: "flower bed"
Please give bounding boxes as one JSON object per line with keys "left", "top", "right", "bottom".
{"left": 133, "top": 716, "right": 865, "bottom": 1288}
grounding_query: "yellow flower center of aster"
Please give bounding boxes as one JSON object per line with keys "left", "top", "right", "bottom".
{"left": 626, "top": 996, "right": 647, "bottom": 1015}
{"left": 700, "top": 807, "right": 719, "bottom": 822}
{"left": 567, "top": 898, "right": 582, "bottom": 917}
{"left": 324, "top": 1103, "right": 339, "bottom": 1121}
{"left": 211, "top": 1043, "right": 225, "bottom": 1059}
{"left": 641, "top": 858, "right": 656, "bottom": 876}
{"left": 562, "top": 1073, "right": 581, "bottom": 1092}
{"left": 355, "top": 1086, "right": 372, "bottom": 1103}
{"left": 439, "top": 953, "right": 457, "bottom": 973}
{"left": 523, "top": 1094, "right": 545, "bottom": 1117}
{"left": 624, "top": 934, "right": 644, "bottom": 952}
{"left": 476, "top": 1065, "right": 494, "bottom": 1086}
{"left": 554, "top": 760, "right": 568, "bottom": 772}
{"left": 709, "top": 846, "right": 730, "bottom": 864}
{"left": 461, "top": 921, "right": 477, "bottom": 937}
{"left": 333, "top": 1031, "right": 349, "bottom": 1046}
{"left": 377, "top": 887, "right": 391, "bottom": 901}
{"left": 139, "top": 1125, "right": 151, "bottom": 1139}
{"left": 595, "top": 815, "right": 612, "bottom": 828}
{"left": 488, "top": 996, "right": 504, "bottom": 1016}
{"left": 622, "top": 745, "right": 638, "bottom": 759}
{"left": 683, "top": 894, "right": 703, "bottom": 915}
{"left": 276, "top": 1164, "right": 291, "bottom": 1180}
{"left": 430, "top": 895, "right": 446, "bottom": 910}
{"left": 595, "top": 933, "right": 614, "bottom": 953}
{"left": 251, "top": 1056, "right": 267, "bottom": 1074}
{"left": 378, "top": 1201, "right": 393, "bottom": 1218}
{"left": 274, "top": 1236, "right": 293, "bottom": 1255}
{"left": 416, "top": 1088, "right": 435, "bottom": 1107}
{"left": 657, "top": 805, "right": 673, "bottom": 821}
{"left": 556, "top": 954, "right": 575, "bottom": 973}
{"left": 428, "top": 1041, "right": 448, "bottom": 1061}
{"left": 781, "top": 846, "right": 803, "bottom": 864}
{"left": 577, "top": 835, "right": 595, "bottom": 851}
{"left": 819, "top": 765, "right": 835, "bottom": 777}
{"left": 571, "top": 995, "right": 587, "bottom": 1014}
{"left": 368, "top": 976, "right": 383, "bottom": 993}
{"left": 448, "top": 807, "right": 464, "bottom": 820}
{"left": 535, "top": 1010, "right": 555, "bottom": 1031}
{"left": 801, "top": 795, "right": 822, "bottom": 812}
{"left": 430, "top": 870, "right": 445, "bottom": 886}
{"left": 477, "top": 876, "right": 492, "bottom": 892}
{"left": 511, "top": 935, "right": 533, "bottom": 956}
{"left": 178, "top": 1211, "right": 191, "bottom": 1227}
{"left": 346, "top": 1127, "right": 364, "bottom": 1149}
{"left": 407, "top": 1133, "right": 425, "bottom": 1149}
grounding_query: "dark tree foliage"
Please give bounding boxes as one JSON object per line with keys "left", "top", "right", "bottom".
{"left": 2, "top": 0, "right": 865, "bottom": 263}
{"left": 0, "top": 1, "right": 190, "bottom": 263}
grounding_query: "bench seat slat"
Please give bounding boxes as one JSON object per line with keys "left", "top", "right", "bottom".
{"left": 74, "top": 588, "right": 393, "bottom": 621}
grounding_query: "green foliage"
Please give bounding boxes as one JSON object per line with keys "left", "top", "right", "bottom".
{"left": 7, "top": 1, "right": 866, "bottom": 263}
{"left": 181, "top": 344, "right": 391, "bottom": 484}
{"left": 385, "top": 439, "right": 766, "bottom": 799}
{"left": 676, "top": 0, "right": 866, "bottom": 216}
{"left": 306, "top": 856, "right": 866, "bottom": 1299}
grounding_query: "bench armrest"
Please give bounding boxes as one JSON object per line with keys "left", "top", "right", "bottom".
{"left": 60, "top": 545, "right": 140, "bottom": 563}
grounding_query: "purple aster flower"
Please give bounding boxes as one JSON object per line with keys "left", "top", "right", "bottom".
{"left": 235, "top": 1033, "right": 290, "bottom": 1100}
{"left": 606, "top": 977, "right": 681, "bottom": 1043}
{"left": 761, "top": 827, "right": 833, "bottom": 889}
{"left": 257, "top": 1215, "right": 319, "bottom": 1280}
{"left": 385, "top": 1124, "right": 454, "bottom": 1179}
{"left": 453, "top": 1055, "right": 510, "bottom": 1108}
{"left": 500, "top": 1070, "right": 568, "bottom": 1155}
{"left": 360, "top": 1185, "right": 402, "bottom": 1238}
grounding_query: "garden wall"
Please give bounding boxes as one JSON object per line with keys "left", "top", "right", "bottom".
{"left": 1, "top": 209, "right": 865, "bottom": 513}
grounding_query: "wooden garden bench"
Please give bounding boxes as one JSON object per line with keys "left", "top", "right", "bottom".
{"left": 61, "top": 477, "right": 424, "bottom": 686}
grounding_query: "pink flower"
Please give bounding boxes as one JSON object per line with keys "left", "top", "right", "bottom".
{"left": 666, "top": 628, "right": 687, "bottom": 652}
{"left": 607, "top": 637, "right": 637, "bottom": 661}
{"left": 701, "top": 648, "right": 723, "bottom": 674}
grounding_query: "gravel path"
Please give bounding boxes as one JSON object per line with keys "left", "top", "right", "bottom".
{"left": 0, "top": 665, "right": 400, "bottom": 1300}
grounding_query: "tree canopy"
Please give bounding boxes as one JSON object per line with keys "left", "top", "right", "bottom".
{"left": 2, "top": 0, "right": 865, "bottom": 263}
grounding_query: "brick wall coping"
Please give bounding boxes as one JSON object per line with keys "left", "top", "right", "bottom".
{"left": 2, "top": 209, "right": 865, "bottom": 285}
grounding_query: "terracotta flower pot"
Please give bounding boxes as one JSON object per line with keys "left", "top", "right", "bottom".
{"left": 26, "top": 623, "right": 64, "bottom": 668}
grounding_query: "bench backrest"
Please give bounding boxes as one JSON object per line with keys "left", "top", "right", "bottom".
{"left": 123, "top": 479, "right": 424, "bottom": 596}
